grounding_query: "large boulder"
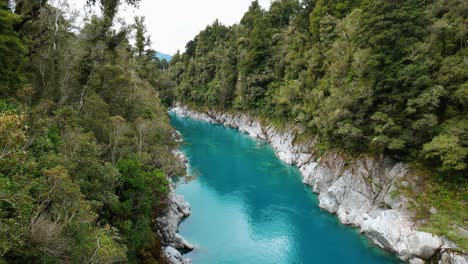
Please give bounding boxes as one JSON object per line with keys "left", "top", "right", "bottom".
{"left": 407, "top": 231, "right": 443, "bottom": 260}
{"left": 164, "top": 246, "right": 191, "bottom": 264}
{"left": 174, "top": 233, "right": 194, "bottom": 251}
{"left": 361, "top": 210, "right": 443, "bottom": 261}
{"left": 361, "top": 210, "right": 414, "bottom": 259}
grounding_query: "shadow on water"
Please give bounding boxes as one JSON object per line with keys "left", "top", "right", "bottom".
{"left": 170, "top": 112, "right": 401, "bottom": 264}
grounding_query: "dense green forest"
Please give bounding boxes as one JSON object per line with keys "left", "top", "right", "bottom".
{"left": 166, "top": 0, "right": 467, "bottom": 180}
{"left": 163, "top": 0, "right": 467, "bottom": 249}
{"left": 1, "top": 0, "right": 467, "bottom": 262}
{"left": 1, "top": 0, "right": 181, "bottom": 262}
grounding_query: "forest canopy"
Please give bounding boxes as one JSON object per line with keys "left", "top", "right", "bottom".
{"left": 166, "top": 0, "right": 468, "bottom": 180}
{"left": 0, "top": 0, "right": 181, "bottom": 262}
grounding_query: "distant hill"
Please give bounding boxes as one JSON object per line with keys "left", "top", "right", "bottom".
{"left": 155, "top": 51, "right": 172, "bottom": 62}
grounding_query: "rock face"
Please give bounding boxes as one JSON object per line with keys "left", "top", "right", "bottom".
{"left": 439, "top": 250, "right": 468, "bottom": 264}
{"left": 164, "top": 246, "right": 191, "bottom": 264}
{"left": 170, "top": 103, "right": 467, "bottom": 263}
{"left": 156, "top": 148, "right": 192, "bottom": 264}
{"left": 155, "top": 189, "right": 192, "bottom": 248}
{"left": 156, "top": 188, "right": 193, "bottom": 264}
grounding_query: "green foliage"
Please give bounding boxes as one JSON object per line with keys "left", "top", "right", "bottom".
{"left": 112, "top": 158, "right": 169, "bottom": 261}
{"left": 0, "top": 0, "right": 25, "bottom": 96}
{"left": 423, "top": 118, "right": 468, "bottom": 175}
{"left": 400, "top": 166, "right": 467, "bottom": 251}
{"left": 0, "top": 1, "right": 181, "bottom": 263}
{"left": 134, "top": 16, "right": 146, "bottom": 57}
{"left": 167, "top": 0, "right": 468, "bottom": 179}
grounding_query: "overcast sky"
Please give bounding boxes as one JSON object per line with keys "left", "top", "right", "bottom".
{"left": 71, "top": 0, "right": 271, "bottom": 55}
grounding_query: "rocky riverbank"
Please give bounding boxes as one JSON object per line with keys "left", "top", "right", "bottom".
{"left": 170, "top": 103, "right": 467, "bottom": 264}
{"left": 155, "top": 148, "right": 193, "bottom": 264}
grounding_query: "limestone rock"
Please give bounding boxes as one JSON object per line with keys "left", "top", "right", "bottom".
{"left": 300, "top": 162, "right": 319, "bottom": 187}
{"left": 382, "top": 183, "right": 403, "bottom": 209}
{"left": 301, "top": 162, "right": 335, "bottom": 194}
{"left": 296, "top": 152, "right": 313, "bottom": 167}
{"left": 361, "top": 210, "right": 414, "bottom": 260}
{"left": 155, "top": 189, "right": 192, "bottom": 247}
{"left": 173, "top": 192, "right": 191, "bottom": 218}
{"left": 318, "top": 171, "right": 373, "bottom": 226}
{"left": 409, "top": 258, "right": 426, "bottom": 264}
{"left": 164, "top": 246, "right": 191, "bottom": 264}
{"left": 269, "top": 130, "right": 297, "bottom": 164}
{"left": 439, "top": 250, "right": 468, "bottom": 264}
{"left": 155, "top": 184, "right": 193, "bottom": 264}
{"left": 335, "top": 190, "right": 373, "bottom": 226}
{"left": 174, "top": 233, "right": 194, "bottom": 250}
{"left": 407, "top": 231, "right": 443, "bottom": 260}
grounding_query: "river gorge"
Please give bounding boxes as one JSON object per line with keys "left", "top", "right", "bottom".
{"left": 169, "top": 111, "right": 401, "bottom": 264}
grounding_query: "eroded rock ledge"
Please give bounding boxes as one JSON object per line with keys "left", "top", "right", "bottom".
{"left": 156, "top": 148, "right": 193, "bottom": 264}
{"left": 170, "top": 103, "right": 467, "bottom": 264}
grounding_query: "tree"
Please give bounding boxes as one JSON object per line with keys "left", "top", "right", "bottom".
{"left": 109, "top": 116, "right": 130, "bottom": 165}
{"left": 134, "top": 16, "right": 148, "bottom": 57}
{"left": 0, "top": 0, "right": 25, "bottom": 96}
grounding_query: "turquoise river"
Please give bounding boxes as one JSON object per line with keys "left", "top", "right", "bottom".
{"left": 170, "top": 113, "right": 401, "bottom": 264}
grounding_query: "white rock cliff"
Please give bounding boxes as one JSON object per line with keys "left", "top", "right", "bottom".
{"left": 156, "top": 148, "right": 193, "bottom": 264}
